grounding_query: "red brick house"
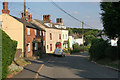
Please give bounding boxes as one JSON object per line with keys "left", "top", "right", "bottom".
{"left": 1, "top": 0, "right": 45, "bottom": 58}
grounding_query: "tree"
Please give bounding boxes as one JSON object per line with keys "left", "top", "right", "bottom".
{"left": 100, "top": 2, "right": 120, "bottom": 46}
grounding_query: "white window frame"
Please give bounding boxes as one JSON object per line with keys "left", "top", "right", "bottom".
{"left": 35, "top": 29, "right": 37, "bottom": 36}
{"left": 27, "top": 28, "right": 30, "bottom": 35}
{"left": 66, "top": 34, "right": 67, "bottom": 39}
{"left": 28, "top": 42, "right": 30, "bottom": 52}
{"left": 40, "top": 31, "right": 41, "bottom": 36}
{"left": 63, "top": 34, "right": 64, "bottom": 39}
{"left": 43, "top": 31, "right": 44, "bottom": 36}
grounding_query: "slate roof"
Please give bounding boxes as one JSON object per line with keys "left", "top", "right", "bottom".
{"left": 34, "top": 19, "right": 68, "bottom": 30}
{"left": 10, "top": 15, "right": 45, "bottom": 31}
{"left": 95, "top": 30, "right": 104, "bottom": 37}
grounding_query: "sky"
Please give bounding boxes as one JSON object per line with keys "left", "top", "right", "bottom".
{"left": 0, "top": 1, "right": 104, "bottom": 30}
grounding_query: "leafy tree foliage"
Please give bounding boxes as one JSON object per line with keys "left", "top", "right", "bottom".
{"left": 67, "top": 28, "right": 101, "bottom": 45}
{"left": 100, "top": 2, "right": 120, "bottom": 39}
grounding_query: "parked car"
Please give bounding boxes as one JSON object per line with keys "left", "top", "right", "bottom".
{"left": 54, "top": 48, "right": 65, "bottom": 57}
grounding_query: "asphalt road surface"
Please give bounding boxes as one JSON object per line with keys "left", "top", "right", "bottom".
{"left": 38, "top": 53, "right": 119, "bottom": 79}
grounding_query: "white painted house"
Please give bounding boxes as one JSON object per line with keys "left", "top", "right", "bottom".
{"left": 96, "top": 30, "right": 118, "bottom": 46}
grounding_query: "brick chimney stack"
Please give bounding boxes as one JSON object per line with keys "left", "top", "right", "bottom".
{"left": 2, "top": 0, "right": 10, "bottom": 14}
{"left": 56, "top": 18, "right": 63, "bottom": 25}
{"left": 21, "top": 10, "right": 29, "bottom": 21}
{"left": 28, "top": 13, "right": 32, "bottom": 22}
{"left": 43, "top": 15, "right": 51, "bottom": 23}
{"left": 75, "top": 32, "right": 76, "bottom": 35}
{"left": 77, "top": 32, "right": 79, "bottom": 36}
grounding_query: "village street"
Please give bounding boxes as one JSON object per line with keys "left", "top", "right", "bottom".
{"left": 38, "top": 53, "right": 119, "bottom": 79}
{"left": 14, "top": 52, "right": 119, "bottom": 79}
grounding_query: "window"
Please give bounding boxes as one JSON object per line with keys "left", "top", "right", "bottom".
{"left": 63, "top": 34, "right": 64, "bottom": 39}
{"left": 50, "top": 44, "right": 52, "bottom": 51}
{"left": 28, "top": 42, "right": 30, "bottom": 52}
{"left": 50, "top": 33, "right": 52, "bottom": 40}
{"left": 35, "top": 29, "right": 37, "bottom": 35}
{"left": 40, "top": 31, "right": 41, "bottom": 36}
{"left": 47, "top": 45, "right": 49, "bottom": 49}
{"left": 66, "top": 34, "right": 67, "bottom": 39}
{"left": 27, "top": 28, "right": 30, "bottom": 35}
{"left": 59, "top": 34, "right": 61, "bottom": 39}
{"left": 43, "top": 31, "right": 44, "bottom": 36}
{"left": 35, "top": 43, "right": 38, "bottom": 50}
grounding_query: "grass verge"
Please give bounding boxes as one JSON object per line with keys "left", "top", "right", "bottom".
{"left": 96, "top": 58, "right": 120, "bottom": 70}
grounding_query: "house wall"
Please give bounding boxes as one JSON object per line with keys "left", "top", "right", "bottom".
{"left": 69, "top": 36, "right": 73, "bottom": 49}
{"left": 74, "top": 38, "right": 83, "bottom": 45}
{"left": 61, "top": 30, "right": 68, "bottom": 49}
{"left": 45, "top": 28, "right": 62, "bottom": 53}
{"left": 1, "top": 14, "right": 24, "bottom": 55}
{"left": 26, "top": 28, "right": 36, "bottom": 57}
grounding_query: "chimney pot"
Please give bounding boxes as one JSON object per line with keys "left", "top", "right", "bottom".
{"left": 2, "top": 1, "right": 10, "bottom": 14}
{"left": 43, "top": 15, "right": 51, "bottom": 23}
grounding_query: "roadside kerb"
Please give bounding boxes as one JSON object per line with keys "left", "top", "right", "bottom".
{"left": 91, "top": 61, "right": 120, "bottom": 72}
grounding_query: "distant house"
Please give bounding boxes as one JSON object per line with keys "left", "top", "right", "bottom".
{"left": 1, "top": 1, "right": 45, "bottom": 57}
{"left": 33, "top": 15, "right": 68, "bottom": 54}
{"left": 95, "top": 30, "right": 118, "bottom": 46}
{"left": 68, "top": 32, "right": 84, "bottom": 49}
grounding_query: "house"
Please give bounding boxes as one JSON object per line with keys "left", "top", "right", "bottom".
{"left": 68, "top": 35, "right": 74, "bottom": 49}
{"left": 55, "top": 18, "right": 69, "bottom": 49}
{"left": 1, "top": 0, "right": 45, "bottom": 57}
{"left": 95, "top": 30, "right": 118, "bottom": 46}
{"left": 32, "top": 15, "right": 69, "bottom": 54}
{"left": 69, "top": 32, "right": 84, "bottom": 45}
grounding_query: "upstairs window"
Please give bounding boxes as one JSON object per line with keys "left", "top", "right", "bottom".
{"left": 59, "top": 34, "right": 61, "bottom": 40}
{"left": 35, "top": 29, "right": 37, "bottom": 36}
{"left": 27, "top": 28, "right": 30, "bottom": 35}
{"left": 63, "top": 34, "right": 64, "bottom": 39}
{"left": 40, "top": 31, "right": 41, "bottom": 36}
{"left": 66, "top": 34, "right": 67, "bottom": 39}
{"left": 43, "top": 31, "right": 44, "bottom": 36}
{"left": 50, "top": 33, "right": 52, "bottom": 40}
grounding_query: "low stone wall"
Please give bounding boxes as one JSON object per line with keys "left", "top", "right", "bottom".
{"left": 14, "top": 49, "right": 22, "bottom": 60}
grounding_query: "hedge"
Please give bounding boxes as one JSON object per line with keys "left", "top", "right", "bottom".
{"left": 2, "top": 30, "right": 17, "bottom": 79}
{"left": 89, "top": 38, "right": 109, "bottom": 61}
{"left": 89, "top": 38, "right": 119, "bottom": 61}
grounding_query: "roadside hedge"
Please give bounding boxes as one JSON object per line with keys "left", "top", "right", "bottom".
{"left": 89, "top": 38, "right": 109, "bottom": 61}
{"left": 89, "top": 38, "right": 118, "bottom": 61}
{"left": 72, "top": 44, "right": 81, "bottom": 53}
{"left": 2, "top": 30, "right": 17, "bottom": 79}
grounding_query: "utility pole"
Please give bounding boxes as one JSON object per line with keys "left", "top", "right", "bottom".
{"left": 82, "top": 21, "right": 84, "bottom": 52}
{"left": 23, "top": 0, "right": 26, "bottom": 57}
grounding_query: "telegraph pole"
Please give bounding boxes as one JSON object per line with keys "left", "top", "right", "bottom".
{"left": 23, "top": 0, "right": 26, "bottom": 57}
{"left": 82, "top": 21, "right": 84, "bottom": 52}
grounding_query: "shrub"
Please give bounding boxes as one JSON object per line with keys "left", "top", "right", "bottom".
{"left": 72, "top": 44, "right": 81, "bottom": 53}
{"left": 2, "top": 30, "right": 17, "bottom": 79}
{"left": 105, "top": 46, "right": 118, "bottom": 60}
{"left": 89, "top": 38, "right": 109, "bottom": 61}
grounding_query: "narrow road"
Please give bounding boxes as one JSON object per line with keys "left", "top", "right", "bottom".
{"left": 38, "top": 53, "right": 119, "bottom": 79}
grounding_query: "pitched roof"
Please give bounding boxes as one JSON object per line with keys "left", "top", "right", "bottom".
{"left": 10, "top": 15, "right": 45, "bottom": 31}
{"left": 34, "top": 19, "right": 68, "bottom": 30}
{"left": 69, "top": 34, "right": 82, "bottom": 39}
{"left": 95, "top": 30, "right": 104, "bottom": 37}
